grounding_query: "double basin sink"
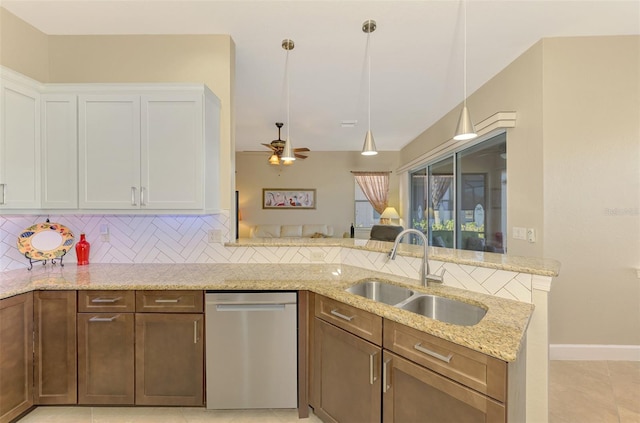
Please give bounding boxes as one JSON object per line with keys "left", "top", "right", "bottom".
{"left": 345, "top": 280, "right": 486, "bottom": 326}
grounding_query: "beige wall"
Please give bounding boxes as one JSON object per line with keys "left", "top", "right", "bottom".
{"left": 542, "top": 36, "right": 640, "bottom": 345}
{"left": 0, "top": 8, "right": 49, "bottom": 81}
{"left": 401, "top": 41, "right": 545, "bottom": 259}
{"left": 401, "top": 35, "right": 640, "bottom": 346}
{"left": 235, "top": 151, "right": 401, "bottom": 238}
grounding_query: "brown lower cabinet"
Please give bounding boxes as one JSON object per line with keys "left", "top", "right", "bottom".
{"left": 0, "top": 292, "right": 33, "bottom": 423}
{"left": 77, "top": 311, "right": 135, "bottom": 404}
{"left": 135, "top": 313, "right": 204, "bottom": 406}
{"left": 382, "top": 350, "right": 505, "bottom": 423}
{"left": 312, "top": 318, "right": 382, "bottom": 422}
{"left": 77, "top": 290, "right": 204, "bottom": 406}
{"left": 310, "top": 293, "right": 520, "bottom": 423}
{"left": 33, "top": 291, "right": 77, "bottom": 405}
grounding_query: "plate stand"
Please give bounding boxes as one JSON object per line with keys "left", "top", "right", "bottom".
{"left": 25, "top": 249, "right": 67, "bottom": 271}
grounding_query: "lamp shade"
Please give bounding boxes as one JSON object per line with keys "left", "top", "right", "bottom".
{"left": 453, "top": 105, "right": 478, "bottom": 141}
{"left": 268, "top": 153, "right": 280, "bottom": 165}
{"left": 380, "top": 207, "right": 400, "bottom": 220}
{"left": 361, "top": 130, "right": 378, "bottom": 156}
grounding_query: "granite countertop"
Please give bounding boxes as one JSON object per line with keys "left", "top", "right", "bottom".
{"left": 230, "top": 237, "right": 561, "bottom": 277}
{"left": 0, "top": 262, "right": 533, "bottom": 362}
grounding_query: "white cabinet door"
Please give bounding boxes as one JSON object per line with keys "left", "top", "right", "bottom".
{"left": 141, "top": 94, "right": 204, "bottom": 210}
{"left": 0, "top": 80, "right": 40, "bottom": 208}
{"left": 78, "top": 95, "right": 141, "bottom": 209}
{"left": 41, "top": 94, "right": 78, "bottom": 209}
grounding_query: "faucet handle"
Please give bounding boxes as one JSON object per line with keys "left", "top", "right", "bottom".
{"left": 426, "top": 268, "right": 446, "bottom": 286}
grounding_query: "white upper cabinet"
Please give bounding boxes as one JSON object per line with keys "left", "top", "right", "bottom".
{"left": 0, "top": 72, "right": 41, "bottom": 209}
{"left": 141, "top": 94, "right": 204, "bottom": 210}
{"left": 41, "top": 94, "right": 78, "bottom": 209}
{"left": 77, "top": 88, "right": 219, "bottom": 212}
{"left": 0, "top": 67, "right": 221, "bottom": 214}
{"left": 78, "top": 94, "right": 141, "bottom": 209}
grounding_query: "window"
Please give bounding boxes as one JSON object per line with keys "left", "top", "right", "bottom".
{"left": 354, "top": 182, "right": 380, "bottom": 228}
{"left": 410, "top": 132, "right": 507, "bottom": 253}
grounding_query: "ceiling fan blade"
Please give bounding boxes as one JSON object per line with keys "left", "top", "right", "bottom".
{"left": 294, "top": 153, "right": 308, "bottom": 159}
{"left": 261, "top": 143, "right": 277, "bottom": 151}
{"left": 294, "top": 147, "right": 310, "bottom": 152}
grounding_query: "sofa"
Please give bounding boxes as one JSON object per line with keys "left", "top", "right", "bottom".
{"left": 250, "top": 224, "right": 334, "bottom": 238}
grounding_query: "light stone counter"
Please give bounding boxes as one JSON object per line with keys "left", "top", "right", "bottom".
{"left": 0, "top": 262, "right": 533, "bottom": 362}
{"left": 230, "top": 237, "right": 561, "bottom": 277}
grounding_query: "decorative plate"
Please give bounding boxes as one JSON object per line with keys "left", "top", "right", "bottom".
{"left": 17, "top": 221, "right": 75, "bottom": 260}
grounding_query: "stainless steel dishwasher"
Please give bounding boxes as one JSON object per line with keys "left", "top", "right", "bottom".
{"left": 205, "top": 291, "right": 298, "bottom": 409}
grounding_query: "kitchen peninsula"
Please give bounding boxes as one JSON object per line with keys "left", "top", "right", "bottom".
{"left": 1, "top": 240, "right": 559, "bottom": 422}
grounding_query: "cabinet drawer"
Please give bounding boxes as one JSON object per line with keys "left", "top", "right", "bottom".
{"left": 383, "top": 319, "right": 506, "bottom": 402}
{"left": 78, "top": 291, "right": 135, "bottom": 313}
{"left": 315, "top": 295, "right": 382, "bottom": 345}
{"left": 136, "top": 290, "right": 203, "bottom": 313}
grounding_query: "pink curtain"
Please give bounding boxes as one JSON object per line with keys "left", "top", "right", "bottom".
{"left": 352, "top": 171, "right": 390, "bottom": 215}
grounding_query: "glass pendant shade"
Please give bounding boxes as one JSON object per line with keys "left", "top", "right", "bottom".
{"left": 361, "top": 130, "right": 378, "bottom": 156}
{"left": 281, "top": 138, "right": 296, "bottom": 161}
{"left": 454, "top": 105, "right": 478, "bottom": 141}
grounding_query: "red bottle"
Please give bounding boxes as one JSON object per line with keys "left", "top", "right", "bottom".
{"left": 75, "top": 233, "right": 90, "bottom": 265}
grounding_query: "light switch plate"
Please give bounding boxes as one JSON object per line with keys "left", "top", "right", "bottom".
{"left": 513, "top": 227, "right": 527, "bottom": 240}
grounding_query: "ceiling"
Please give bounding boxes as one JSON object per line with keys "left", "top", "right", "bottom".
{"left": 3, "top": 1, "right": 639, "bottom": 153}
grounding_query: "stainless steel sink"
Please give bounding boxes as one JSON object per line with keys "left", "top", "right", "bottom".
{"left": 398, "top": 295, "right": 486, "bottom": 326}
{"left": 345, "top": 281, "right": 415, "bottom": 306}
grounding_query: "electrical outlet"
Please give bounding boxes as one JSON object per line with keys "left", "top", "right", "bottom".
{"left": 208, "top": 229, "right": 222, "bottom": 243}
{"left": 310, "top": 251, "right": 326, "bottom": 262}
{"left": 527, "top": 228, "right": 536, "bottom": 243}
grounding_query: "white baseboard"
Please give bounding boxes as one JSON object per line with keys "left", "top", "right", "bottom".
{"left": 550, "top": 344, "right": 640, "bottom": 361}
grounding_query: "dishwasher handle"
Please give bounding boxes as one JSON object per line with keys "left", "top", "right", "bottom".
{"left": 214, "top": 303, "right": 288, "bottom": 312}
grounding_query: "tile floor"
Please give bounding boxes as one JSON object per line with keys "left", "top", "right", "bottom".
{"left": 17, "top": 361, "right": 639, "bottom": 423}
{"left": 549, "top": 360, "right": 639, "bottom": 423}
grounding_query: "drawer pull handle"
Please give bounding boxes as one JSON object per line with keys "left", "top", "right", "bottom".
{"left": 154, "top": 299, "right": 180, "bottom": 303}
{"left": 383, "top": 358, "right": 392, "bottom": 393}
{"left": 0, "top": 183, "right": 5, "bottom": 205}
{"left": 330, "top": 309, "right": 354, "bottom": 322}
{"left": 131, "top": 187, "right": 137, "bottom": 206}
{"left": 414, "top": 343, "right": 453, "bottom": 363}
{"left": 89, "top": 316, "right": 118, "bottom": 322}
{"left": 91, "top": 297, "right": 122, "bottom": 303}
{"left": 369, "top": 352, "right": 377, "bottom": 385}
{"left": 140, "top": 187, "right": 146, "bottom": 206}
{"left": 193, "top": 320, "right": 199, "bottom": 344}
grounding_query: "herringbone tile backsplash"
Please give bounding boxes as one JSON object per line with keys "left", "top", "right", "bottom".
{"left": 1, "top": 214, "right": 231, "bottom": 271}
{"left": 1, "top": 214, "right": 535, "bottom": 303}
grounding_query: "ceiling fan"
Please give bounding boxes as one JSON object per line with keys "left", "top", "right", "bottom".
{"left": 262, "top": 122, "right": 310, "bottom": 165}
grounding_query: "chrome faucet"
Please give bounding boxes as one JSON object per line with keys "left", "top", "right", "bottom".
{"left": 388, "top": 228, "right": 444, "bottom": 287}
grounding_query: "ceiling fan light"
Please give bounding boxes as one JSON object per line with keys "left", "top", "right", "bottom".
{"left": 268, "top": 153, "right": 280, "bottom": 165}
{"left": 453, "top": 105, "right": 478, "bottom": 141}
{"left": 282, "top": 159, "right": 294, "bottom": 166}
{"left": 361, "top": 130, "right": 378, "bottom": 156}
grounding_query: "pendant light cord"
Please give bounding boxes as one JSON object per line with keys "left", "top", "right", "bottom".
{"left": 463, "top": 0, "right": 468, "bottom": 107}
{"left": 367, "top": 31, "right": 372, "bottom": 132}
{"left": 286, "top": 48, "right": 290, "bottom": 142}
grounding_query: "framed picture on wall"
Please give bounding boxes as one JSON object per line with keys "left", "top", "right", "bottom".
{"left": 262, "top": 189, "right": 316, "bottom": 209}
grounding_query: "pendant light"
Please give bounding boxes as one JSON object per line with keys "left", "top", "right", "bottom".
{"left": 454, "top": 0, "right": 478, "bottom": 141}
{"left": 361, "top": 19, "right": 378, "bottom": 156}
{"left": 281, "top": 39, "right": 296, "bottom": 161}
